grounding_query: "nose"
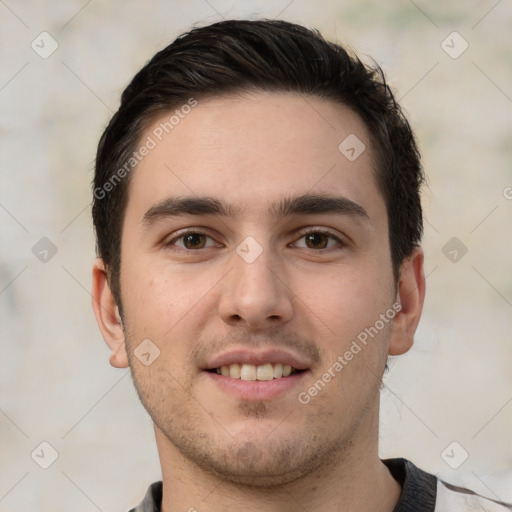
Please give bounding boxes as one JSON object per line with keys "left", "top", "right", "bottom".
{"left": 218, "top": 244, "right": 294, "bottom": 329}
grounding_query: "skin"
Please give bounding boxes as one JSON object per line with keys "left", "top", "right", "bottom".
{"left": 92, "top": 91, "right": 425, "bottom": 512}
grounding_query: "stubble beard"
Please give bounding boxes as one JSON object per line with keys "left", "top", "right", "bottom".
{"left": 154, "top": 397, "right": 359, "bottom": 487}
{"left": 128, "top": 361, "right": 369, "bottom": 488}
{"left": 123, "top": 320, "right": 380, "bottom": 489}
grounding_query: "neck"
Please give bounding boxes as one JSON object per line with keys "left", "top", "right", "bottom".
{"left": 155, "top": 406, "right": 401, "bottom": 512}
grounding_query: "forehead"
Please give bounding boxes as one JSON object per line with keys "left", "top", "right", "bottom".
{"left": 126, "top": 91, "right": 385, "bottom": 222}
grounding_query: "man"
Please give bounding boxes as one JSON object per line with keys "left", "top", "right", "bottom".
{"left": 91, "top": 19, "right": 511, "bottom": 512}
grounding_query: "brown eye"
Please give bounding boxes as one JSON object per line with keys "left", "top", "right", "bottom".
{"left": 292, "top": 230, "right": 343, "bottom": 250}
{"left": 304, "top": 233, "right": 329, "bottom": 249}
{"left": 168, "top": 231, "right": 217, "bottom": 250}
{"left": 182, "top": 233, "right": 207, "bottom": 249}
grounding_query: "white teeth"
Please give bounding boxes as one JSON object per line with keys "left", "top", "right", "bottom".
{"left": 229, "top": 363, "right": 241, "bottom": 379}
{"left": 214, "top": 362, "right": 300, "bottom": 380}
{"left": 240, "top": 364, "right": 257, "bottom": 381}
{"left": 256, "top": 363, "right": 274, "bottom": 381}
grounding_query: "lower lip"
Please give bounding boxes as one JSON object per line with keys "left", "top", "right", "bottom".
{"left": 205, "top": 371, "right": 308, "bottom": 401}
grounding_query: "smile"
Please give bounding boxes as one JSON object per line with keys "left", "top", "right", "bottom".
{"left": 211, "top": 363, "right": 302, "bottom": 380}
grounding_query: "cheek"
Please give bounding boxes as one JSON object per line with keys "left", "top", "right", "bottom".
{"left": 291, "top": 265, "right": 392, "bottom": 349}
{"left": 293, "top": 262, "right": 390, "bottom": 314}
{"left": 300, "top": 270, "right": 393, "bottom": 407}
{"left": 120, "top": 257, "right": 216, "bottom": 340}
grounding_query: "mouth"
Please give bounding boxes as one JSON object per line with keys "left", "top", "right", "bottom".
{"left": 208, "top": 362, "right": 304, "bottom": 381}
{"left": 202, "top": 348, "right": 312, "bottom": 400}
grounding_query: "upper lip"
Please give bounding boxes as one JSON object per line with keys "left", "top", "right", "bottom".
{"left": 203, "top": 348, "right": 311, "bottom": 371}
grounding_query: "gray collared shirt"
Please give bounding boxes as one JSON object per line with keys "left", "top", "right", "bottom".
{"left": 129, "top": 458, "right": 512, "bottom": 511}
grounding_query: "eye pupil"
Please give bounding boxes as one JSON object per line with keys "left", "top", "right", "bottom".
{"left": 184, "top": 233, "right": 205, "bottom": 249}
{"left": 305, "top": 233, "right": 328, "bottom": 249}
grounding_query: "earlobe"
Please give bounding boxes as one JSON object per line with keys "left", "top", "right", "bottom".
{"left": 91, "top": 258, "right": 130, "bottom": 368}
{"left": 388, "top": 247, "right": 425, "bottom": 356}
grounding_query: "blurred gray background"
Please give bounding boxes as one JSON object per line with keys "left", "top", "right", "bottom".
{"left": 1, "top": 1, "right": 511, "bottom": 511}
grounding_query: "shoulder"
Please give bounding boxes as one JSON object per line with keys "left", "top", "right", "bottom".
{"left": 435, "top": 479, "right": 512, "bottom": 512}
{"left": 128, "top": 481, "right": 163, "bottom": 512}
{"left": 383, "top": 458, "right": 512, "bottom": 512}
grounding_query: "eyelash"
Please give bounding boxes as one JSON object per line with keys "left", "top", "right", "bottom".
{"left": 165, "top": 229, "right": 220, "bottom": 251}
{"left": 165, "top": 228, "right": 345, "bottom": 252}
{"left": 291, "top": 228, "right": 345, "bottom": 250}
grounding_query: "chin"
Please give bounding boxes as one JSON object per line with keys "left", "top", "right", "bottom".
{"left": 196, "top": 442, "right": 317, "bottom": 487}
{"left": 169, "top": 429, "right": 345, "bottom": 488}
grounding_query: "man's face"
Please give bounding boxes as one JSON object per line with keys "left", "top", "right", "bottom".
{"left": 116, "top": 92, "right": 400, "bottom": 484}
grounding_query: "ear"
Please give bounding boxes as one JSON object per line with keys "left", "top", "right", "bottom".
{"left": 388, "top": 247, "right": 425, "bottom": 356}
{"left": 91, "top": 258, "right": 129, "bottom": 368}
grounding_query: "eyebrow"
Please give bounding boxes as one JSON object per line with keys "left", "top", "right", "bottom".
{"left": 142, "top": 193, "right": 370, "bottom": 228}
{"left": 271, "top": 194, "right": 369, "bottom": 220}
